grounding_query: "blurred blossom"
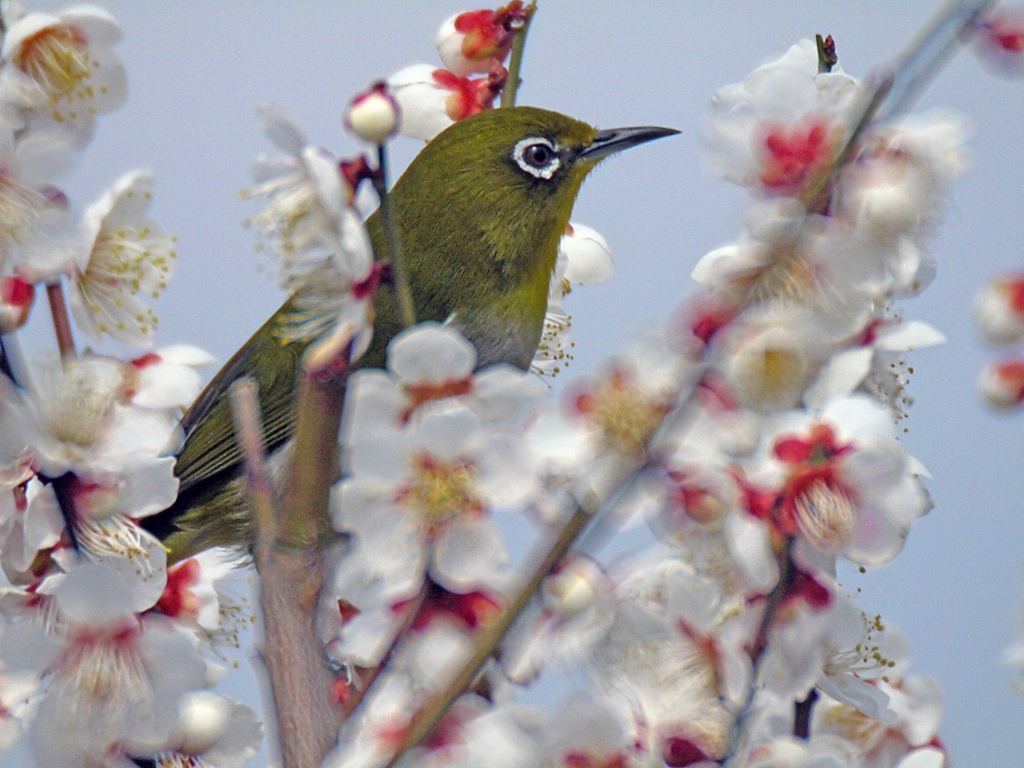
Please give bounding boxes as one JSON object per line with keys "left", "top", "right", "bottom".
{"left": 243, "top": 102, "right": 376, "bottom": 353}
{"left": 977, "top": 358, "right": 1024, "bottom": 410}
{"left": 707, "top": 38, "right": 861, "bottom": 197}
{"left": 974, "top": 274, "right": 1024, "bottom": 346}
{"left": 974, "top": 5, "right": 1024, "bottom": 78}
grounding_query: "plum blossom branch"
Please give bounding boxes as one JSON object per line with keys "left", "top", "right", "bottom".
{"left": 499, "top": 1, "right": 536, "bottom": 108}
{"left": 384, "top": 502, "right": 594, "bottom": 768}
{"left": 45, "top": 281, "right": 76, "bottom": 360}
{"left": 229, "top": 329, "right": 356, "bottom": 768}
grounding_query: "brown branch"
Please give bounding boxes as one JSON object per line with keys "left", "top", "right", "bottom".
{"left": 384, "top": 502, "right": 594, "bottom": 768}
{"left": 342, "top": 582, "right": 430, "bottom": 718}
{"left": 45, "top": 282, "right": 76, "bottom": 361}
{"left": 230, "top": 324, "right": 354, "bottom": 768}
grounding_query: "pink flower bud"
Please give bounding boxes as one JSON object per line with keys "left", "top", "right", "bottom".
{"left": 975, "top": 274, "right": 1024, "bottom": 345}
{"left": 979, "top": 358, "right": 1024, "bottom": 410}
{"left": 435, "top": 3, "right": 526, "bottom": 77}
{"left": 344, "top": 82, "right": 400, "bottom": 145}
{"left": 975, "top": 6, "right": 1024, "bottom": 77}
{"left": 388, "top": 64, "right": 506, "bottom": 141}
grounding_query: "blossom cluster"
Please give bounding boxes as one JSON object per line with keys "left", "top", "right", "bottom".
{"left": 0, "top": 3, "right": 262, "bottom": 765}
{"left": 311, "top": 31, "right": 967, "bottom": 768}
{"left": 0, "top": 3, "right": 1003, "bottom": 768}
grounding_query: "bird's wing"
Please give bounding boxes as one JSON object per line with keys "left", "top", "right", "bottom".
{"left": 174, "top": 300, "right": 308, "bottom": 492}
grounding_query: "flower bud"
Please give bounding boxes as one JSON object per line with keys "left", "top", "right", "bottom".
{"left": 345, "top": 83, "right": 400, "bottom": 145}
{"left": 436, "top": 3, "right": 524, "bottom": 77}
{"left": 388, "top": 64, "right": 504, "bottom": 141}
{"left": 975, "top": 6, "right": 1024, "bottom": 77}
{"left": 348, "top": 83, "right": 403, "bottom": 145}
{"left": 177, "top": 691, "right": 232, "bottom": 755}
{"left": 542, "top": 558, "right": 600, "bottom": 617}
{"left": 975, "top": 275, "right": 1024, "bottom": 346}
{"left": 979, "top": 359, "right": 1024, "bottom": 410}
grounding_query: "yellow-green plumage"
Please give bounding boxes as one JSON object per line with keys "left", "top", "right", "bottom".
{"left": 142, "top": 106, "right": 675, "bottom": 563}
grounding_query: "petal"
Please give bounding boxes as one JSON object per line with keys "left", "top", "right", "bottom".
{"left": 388, "top": 323, "right": 476, "bottom": 383}
{"left": 803, "top": 347, "right": 874, "bottom": 411}
{"left": 431, "top": 518, "right": 508, "bottom": 593}
{"left": 61, "top": 5, "right": 123, "bottom": 46}
{"left": 874, "top": 320, "right": 946, "bottom": 350}
{"left": 256, "top": 101, "right": 306, "bottom": 157}
{"left": 54, "top": 561, "right": 135, "bottom": 625}
{"left": 561, "top": 223, "right": 613, "bottom": 285}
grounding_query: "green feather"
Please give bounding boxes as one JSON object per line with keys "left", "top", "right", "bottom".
{"left": 143, "top": 107, "right": 611, "bottom": 562}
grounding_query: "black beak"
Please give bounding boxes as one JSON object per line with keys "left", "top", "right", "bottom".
{"left": 577, "top": 125, "right": 680, "bottom": 162}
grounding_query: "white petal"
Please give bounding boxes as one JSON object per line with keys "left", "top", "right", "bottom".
{"left": 256, "top": 101, "right": 306, "bottom": 157}
{"left": 804, "top": 347, "right": 874, "bottom": 411}
{"left": 133, "top": 364, "right": 202, "bottom": 410}
{"left": 388, "top": 323, "right": 476, "bottom": 383}
{"left": 561, "top": 223, "right": 613, "bottom": 285}
{"left": 61, "top": 5, "right": 123, "bottom": 46}
{"left": 432, "top": 518, "right": 508, "bottom": 592}
{"left": 55, "top": 562, "right": 135, "bottom": 625}
{"left": 897, "top": 748, "right": 945, "bottom": 768}
{"left": 874, "top": 320, "right": 946, "bottom": 350}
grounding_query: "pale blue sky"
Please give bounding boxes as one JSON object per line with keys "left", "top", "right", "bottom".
{"left": 8, "top": 2, "right": 1024, "bottom": 767}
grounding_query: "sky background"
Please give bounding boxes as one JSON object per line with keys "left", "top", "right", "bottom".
{"left": 8, "top": 2, "right": 1024, "bottom": 767}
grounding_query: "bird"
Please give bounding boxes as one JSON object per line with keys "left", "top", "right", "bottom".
{"left": 141, "top": 106, "right": 678, "bottom": 563}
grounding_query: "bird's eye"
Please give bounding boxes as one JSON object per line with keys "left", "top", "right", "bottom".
{"left": 512, "top": 137, "right": 561, "bottom": 180}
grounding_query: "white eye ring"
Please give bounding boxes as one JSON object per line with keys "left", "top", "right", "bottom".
{"left": 512, "top": 137, "right": 561, "bottom": 179}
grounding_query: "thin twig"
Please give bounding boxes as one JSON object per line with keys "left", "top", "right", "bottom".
{"left": 499, "top": 1, "right": 537, "bottom": 108}
{"left": 374, "top": 144, "right": 415, "bottom": 329}
{"left": 342, "top": 582, "right": 430, "bottom": 718}
{"left": 384, "top": 502, "right": 594, "bottom": 768}
{"left": 726, "top": 537, "right": 796, "bottom": 758}
{"left": 45, "top": 282, "right": 76, "bottom": 361}
{"left": 228, "top": 380, "right": 276, "bottom": 550}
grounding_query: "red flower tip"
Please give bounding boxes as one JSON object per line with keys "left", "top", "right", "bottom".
{"left": 663, "top": 736, "right": 711, "bottom": 767}
{"left": 1, "top": 276, "right": 34, "bottom": 308}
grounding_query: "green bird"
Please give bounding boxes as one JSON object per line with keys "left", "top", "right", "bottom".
{"left": 142, "top": 106, "right": 677, "bottom": 563}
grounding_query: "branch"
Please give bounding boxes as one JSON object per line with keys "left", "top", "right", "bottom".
{"left": 499, "top": 1, "right": 537, "bottom": 108}
{"left": 231, "top": 324, "right": 355, "bottom": 768}
{"left": 384, "top": 501, "right": 595, "bottom": 768}
{"left": 45, "top": 281, "right": 76, "bottom": 361}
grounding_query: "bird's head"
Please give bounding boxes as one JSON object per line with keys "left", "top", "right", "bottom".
{"left": 379, "top": 106, "right": 678, "bottom": 367}
{"left": 399, "top": 107, "right": 678, "bottom": 272}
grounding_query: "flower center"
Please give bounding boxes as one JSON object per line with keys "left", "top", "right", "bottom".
{"left": 821, "top": 700, "right": 887, "bottom": 751}
{"left": 792, "top": 478, "right": 854, "bottom": 551}
{"left": 242, "top": 167, "right": 331, "bottom": 262}
{"left": 586, "top": 377, "right": 666, "bottom": 456}
{"left": 79, "top": 226, "right": 174, "bottom": 335}
{"left": 54, "top": 624, "right": 151, "bottom": 747}
{"left": 401, "top": 456, "right": 481, "bottom": 534}
{"left": 16, "top": 25, "right": 93, "bottom": 111}
{"left": 759, "top": 118, "right": 834, "bottom": 193}
{"left": 40, "top": 362, "right": 119, "bottom": 448}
